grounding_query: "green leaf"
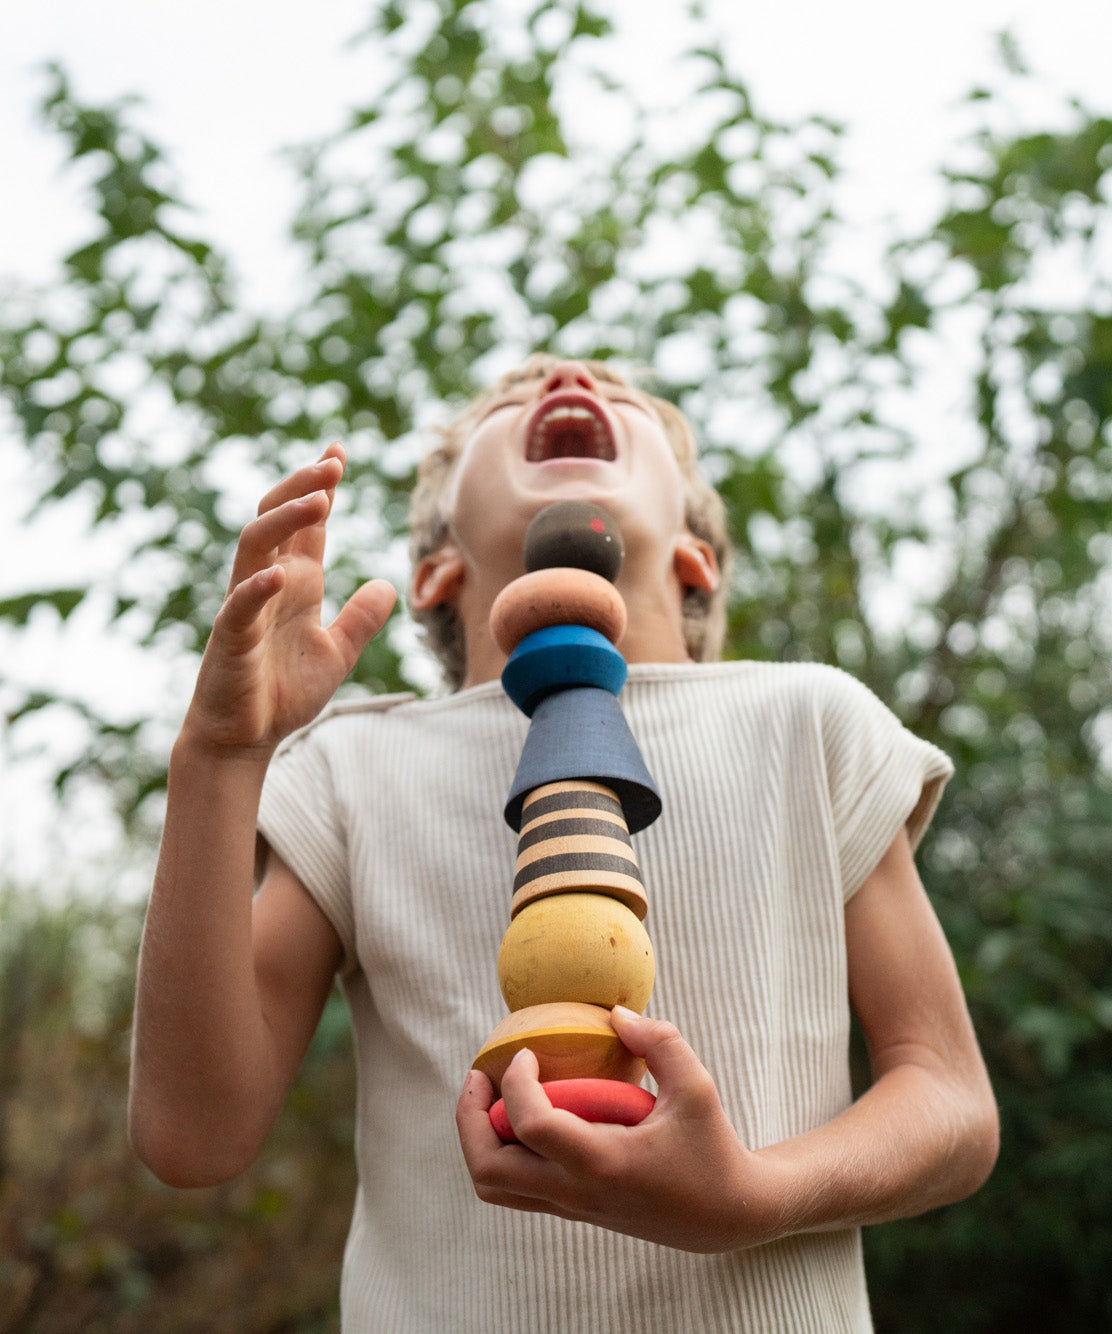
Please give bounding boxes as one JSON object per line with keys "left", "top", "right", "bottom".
{"left": 0, "top": 588, "right": 87, "bottom": 626}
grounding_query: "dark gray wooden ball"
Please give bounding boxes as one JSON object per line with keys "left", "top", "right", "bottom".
{"left": 523, "top": 502, "right": 624, "bottom": 582}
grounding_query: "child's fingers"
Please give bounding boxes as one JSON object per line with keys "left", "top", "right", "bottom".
{"left": 327, "top": 580, "right": 397, "bottom": 673}
{"left": 255, "top": 447, "right": 345, "bottom": 519}
{"left": 455, "top": 1068, "right": 500, "bottom": 1152}
{"left": 609, "top": 1007, "right": 720, "bottom": 1112}
{"left": 455, "top": 1064, "right": 567, "bottom": 1207}
{"left": 228, "top": 490, "right": 331, "bottom": 590}
{"left": 487, "top": 1049, "right": 602, "bottom": 1167}
{"left": 215, "top": 564, "right": 286, "bottom": 636}
{"left": 256, "top": 446, "right": 347, "bottom": 569}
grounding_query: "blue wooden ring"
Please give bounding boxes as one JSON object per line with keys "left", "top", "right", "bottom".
{"left": 501, "top": 624, "right": 628, "bottom": 716}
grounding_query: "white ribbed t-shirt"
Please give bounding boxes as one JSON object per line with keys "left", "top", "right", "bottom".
{"left": 258, "top": 660, "right": 952, "bottom": 1332}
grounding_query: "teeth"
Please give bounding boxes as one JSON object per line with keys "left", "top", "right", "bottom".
{"left": 527, "top": 404, "right": 615, "bottom": 462}
{"left": 544, "top": 407, "right": 594, "bottom": 422}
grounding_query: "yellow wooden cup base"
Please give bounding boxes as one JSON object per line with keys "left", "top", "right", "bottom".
{"left": 472, "top": 1001, "right": 646, "bottom": 1094}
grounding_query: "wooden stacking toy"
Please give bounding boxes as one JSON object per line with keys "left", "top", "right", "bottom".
{"left": 473, "top": 501, "right": 663, "bottom": 1141}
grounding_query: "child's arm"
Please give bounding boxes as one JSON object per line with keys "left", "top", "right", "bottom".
{"left": 455, "top": 825, "right": 999, "bottom": 1252}
{"left": 128, "top": 445, "right": 395, "bottom": 1187}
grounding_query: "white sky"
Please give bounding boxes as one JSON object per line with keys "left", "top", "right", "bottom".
{"left": 2, "top": 1, "right": 1109, "bottom": 307}
{"left": 1, "top": 0, "right": 1109, "bottom": 888}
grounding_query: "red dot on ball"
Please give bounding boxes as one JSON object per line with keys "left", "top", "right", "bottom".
{"left": 591, "top": 518, "right": 606, "bottom": 533}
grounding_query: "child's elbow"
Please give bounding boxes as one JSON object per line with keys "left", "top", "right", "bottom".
{"left": 949, "top": 1087, "right": 1000, "bottom": 1203}
{"left": 967, "top": 1097, "right": 1001, "bottom": 1193}
{"left": 128, "top": 1096, "right": 260, "bottom": 1189}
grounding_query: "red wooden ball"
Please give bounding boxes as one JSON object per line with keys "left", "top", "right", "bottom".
{"left": 490, "top": 567, "right": 627, "bottom": 656}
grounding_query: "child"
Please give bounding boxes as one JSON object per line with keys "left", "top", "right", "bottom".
{"left": 129, "top": 355, "right": 998, "bottom": 1331}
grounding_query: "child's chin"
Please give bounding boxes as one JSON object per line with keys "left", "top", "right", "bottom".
{"left": 525, "top": 462, "right": 622, "bottom": 498}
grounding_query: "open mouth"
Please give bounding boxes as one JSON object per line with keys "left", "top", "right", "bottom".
{"left": 524, "top": 395, "right": 617, "bottom": 463}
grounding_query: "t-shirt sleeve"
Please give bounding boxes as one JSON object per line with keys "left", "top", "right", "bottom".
{"left": 819, "top": 668, "right": 954, "bottom": 900}
{"left": 257, "top": 723, "right": 359, "bottom": 978}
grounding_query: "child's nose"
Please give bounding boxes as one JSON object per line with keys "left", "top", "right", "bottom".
{"left": 541, "top": 361, "right": 599, "bottom": 396}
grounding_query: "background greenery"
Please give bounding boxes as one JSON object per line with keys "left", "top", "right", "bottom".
{"left": 2, "top": 1, "right": 1110, "bottom": 1328}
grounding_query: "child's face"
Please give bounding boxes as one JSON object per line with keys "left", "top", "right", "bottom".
{"left": 445, "top": 361, "right": 691, "bottom": 577}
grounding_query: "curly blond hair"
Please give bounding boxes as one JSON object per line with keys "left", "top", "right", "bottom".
{"left": 408, "top": 354, "right": 732, "bottom": 690}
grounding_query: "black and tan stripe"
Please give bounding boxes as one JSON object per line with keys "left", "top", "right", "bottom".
{"left": 521, "top": 781, "right": 625, "bottom": 822}
{"left": 510, "top": 780, "right": 648, "bottom": 920}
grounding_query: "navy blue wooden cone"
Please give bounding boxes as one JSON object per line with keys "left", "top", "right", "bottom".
{"left": 504, "top": 686, "right": 662, "bottom": 834}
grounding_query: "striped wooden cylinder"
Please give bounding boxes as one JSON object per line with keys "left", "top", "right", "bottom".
{"left": 509, "top": 779, "right": 648, "bottom": 921}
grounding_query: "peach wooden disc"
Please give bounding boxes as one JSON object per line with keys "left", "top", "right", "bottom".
{"left": 489, "top": 568, "right": 627, "bottom": 656}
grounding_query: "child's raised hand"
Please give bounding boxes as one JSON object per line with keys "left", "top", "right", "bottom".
{"left": 455, "top": 1007, "right": 784, "bottom": 1253}
{"left": 183, "top": 443, "right": 396, "bottom": 756}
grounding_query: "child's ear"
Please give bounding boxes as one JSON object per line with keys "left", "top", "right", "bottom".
{"left": 673, "top": 535, "right": 720, "bottom": 593}
{"left": 411, "top": 546, "right": 466, "bottom": 609}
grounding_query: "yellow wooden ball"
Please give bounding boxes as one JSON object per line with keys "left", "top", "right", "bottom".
{"left": 497, "top": 892, "right": 655, "bottom": 1013}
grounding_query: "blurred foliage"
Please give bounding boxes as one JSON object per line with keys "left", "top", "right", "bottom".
{"left": 1, "top": 0, "right": 1111, "bottom": 1329}
{"left": 0, "top": 887, "right": 355, "bottom": 1332}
